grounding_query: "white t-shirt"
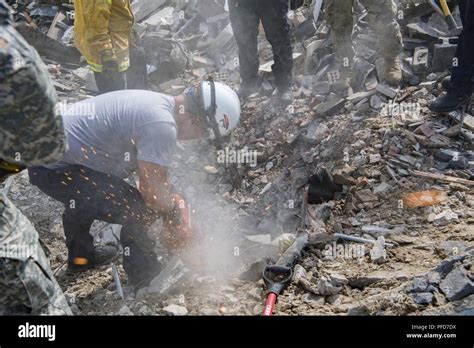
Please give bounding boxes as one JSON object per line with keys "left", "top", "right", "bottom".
{"left": 47, "top": 90, "right": 177, "bottom": 178}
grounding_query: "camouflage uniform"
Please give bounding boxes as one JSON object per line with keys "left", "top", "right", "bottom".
{"left": 0, "top": 0, "right": 71, "bottom": 315}
{"left": 325, "top": 0, "right": 403, "bottom": 73}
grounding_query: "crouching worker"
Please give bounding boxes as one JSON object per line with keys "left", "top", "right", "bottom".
{"left": 28, "top": 81, "right": 241, "bottom": 290}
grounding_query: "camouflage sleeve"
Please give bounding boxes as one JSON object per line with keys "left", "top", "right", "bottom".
{"left": 0, "top": 3, "right": 66, "bottom": 166}
{"left": 0, "top": 193, "right": 72, "bottom": 315}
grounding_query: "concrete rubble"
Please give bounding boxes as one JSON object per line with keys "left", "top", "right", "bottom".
{"left": 405, "top": 252, "right": 473, "bottom": 306}
{"left": 2, "top": 0, "right": 473, "bottom": 316}
{"left": 163, "top": 304, "right": 189, "bottom": 316}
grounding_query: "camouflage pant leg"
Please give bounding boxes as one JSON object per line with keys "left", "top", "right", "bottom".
{"left": 361, "top": 0, "right": 403, "bottom": 59}
{"left": 0, "top": 248, "right": 72, "bottom": 315}
{"left": 325, "top": 0, "right": 356, "bottom": 67}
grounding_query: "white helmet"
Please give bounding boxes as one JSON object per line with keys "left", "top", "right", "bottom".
{"left": 199, "top": 79, "right": 241, "bottom": 145}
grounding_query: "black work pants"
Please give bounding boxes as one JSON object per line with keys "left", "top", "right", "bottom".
{"left": 127, "top": 31, "right": 149, "bottom": 90}
{"left": 28, "top": 165, "right": 161, "bottom": 287}
{"left": 450, "top": 0, "right": 474, "bottom": 96}
{"left": 229, "top": 0, "right": 293, "bottom": 90}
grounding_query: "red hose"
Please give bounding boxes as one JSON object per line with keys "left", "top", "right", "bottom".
{"left": 263, "top": 293, "right": 277, "bottom": 316}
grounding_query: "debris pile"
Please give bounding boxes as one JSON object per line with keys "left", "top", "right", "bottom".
{"left": 3, "top": 0, "right": 473, "bottom": 316}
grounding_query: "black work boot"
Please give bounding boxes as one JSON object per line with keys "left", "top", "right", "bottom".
{"left": 429, "top": 92, "right": 472, "bottom": 113}
{"left": 237, "top": 78, "right": 261, "bottom": 101}
{"left": 66, "top": 245, "right": 120, "bottom": 274}
{"left": 275, "top": 86, "right": 293, "bottom": 104}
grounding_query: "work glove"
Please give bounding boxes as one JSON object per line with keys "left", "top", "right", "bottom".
{"left": 100, "top": 49, "right": 119, "bottom": 78}
{"left": 162, "top": 199, "right": 183, "bottom": 227}
{"left": 103, "top": 59, "right": 119, "bottom": 77}
{"left": 161, "top": 194, "right": 194, "bottom": 252}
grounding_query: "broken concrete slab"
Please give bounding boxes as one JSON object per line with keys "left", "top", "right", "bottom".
{"left": 46, "top": 11, "right": 67, "bottom": 42}
{"left": 348, "top": 270, "right": 411, "bottom": 289}
{"left": 95, "top": 223, "right": 121, "bottom": 246}
{"left": 347, "top": 90, "right": 377, "bottom": 104}
{"left": 304, "top": 121, "right": 330, "bottom": 144}
{"left": 132, "top": 0, "right": 167, "bottom": 22}
{"left": 85, "top": 70, "right": 99, "bottom": 93}
{"left": 136, "top": 257, "right": 190, "bottom": 299}
{"left": 317, "top": 276, "right": 342, "bottom": 296}
{"left": 438, "top": 241, "right": 473, "bottom": 257}
{"left": 328, "top": 273, "right": 348, "bottom": 287}
{"left": 440, "top": 266, "right": 474, "bottom": 301}
{"left": 420, "top": 293, "right": 474, "bottom": 315}
{"left": 432, "top": 43, "right": 457, "bottom": 72}
{"left": 352, "top": 58, "right": 375, "bottom": 92}
{"left": 376, "top": 83, "right": 398, "bottom": 99}
{"left": 332, "top": 170, "right": 357, "bottom": 186}
{"left": 412, "top": 46, "right": 429, "bottom": 74}
{"left": 428, "top": 209, "right": 459, "bottom": 226}
{"left": 196, "top": 0, "right": 226, "bottom": 18}
{"left": 406, "top": 277, "right": 430, "bottom": 293}
{"left": 370, "top": 95, "right": 383, "bottom": 110}
{"left": 347, "top": 305, "right": 370, "bottom": 315}
{"left": 447, "top": 111, "right": 474, "bottom": 132}
{"left": 407, "top": 22, "right": 446, "bottom": 41}
{"left": 142, "top": 6, "right": 175, "bottom": 28}
{"left": 199, "top": 308, "right": 221, "bottom": 315}
{"left": 314, "top": 95, "right": 345, "bottom": 117}
{"left": 163, "top": 304, "right": 188, "bottom": 316}
{"left": 370, "top": 237, "right": 387, "bottom": 264}
{"left": 303, "top": 293, "right": 325, "bottom": 306}
{"left": 414, "top": 122, "right": 435, "bottom": 138}
{"left": 369, "top": 154, "right": 381, "bottom": 164}
{"left": 411, "top": 292, "right": 434, "bottom": 305}
{"left": 159, "top": 77, "right": 185, "bottom": 92}
{"left": 15, "top": 23, "right": 81, "bottom": 65}
{"left": 373, "top": 182, "right": 392, "bottom": 194}
{"left": 312, "top": 81, "right": 331, "bottom": 95}
{"left": 191, "top": 55, "right": 216, "bottom": 68}
{"left": 117, "top": 305, "right": 134, "bottom": 316}
{"left": 245, "top": 234, "right": 273, "bottom": 245}
{"left": 363, "top": 225, "right": 404, "bottom": 238}
{"left": 207, "top": 23, "right": 237, "bottom": 63}
{"left": 355, "top": 189, "right": 379, "bottom": 203}
{"left": 72, "top": 67, "right": 90, "bottom": 81}
{"left": 433, "top": 254, "right": 469, "bottom": 280}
